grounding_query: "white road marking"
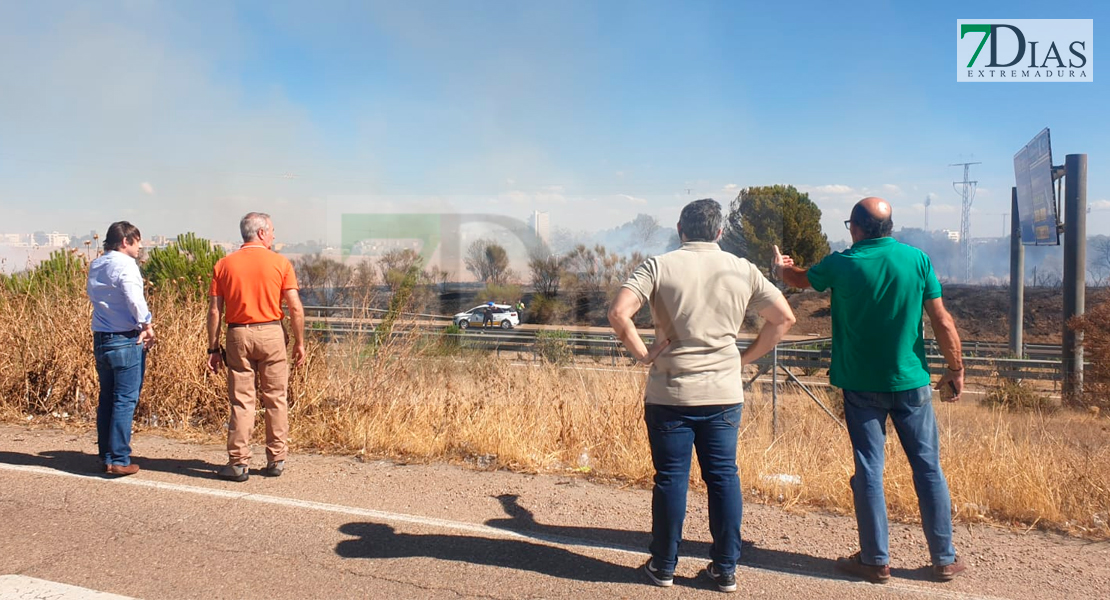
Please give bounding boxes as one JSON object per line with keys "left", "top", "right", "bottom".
{"left": 0, "top": 575, "right": 136, "bottom": 599}
{"left": 0, "top": 462, "right": 1007, "bottom": 600}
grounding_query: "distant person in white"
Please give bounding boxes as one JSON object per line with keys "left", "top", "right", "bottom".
{"left": 86, "top": 221, "right": 154, "bottom": 476}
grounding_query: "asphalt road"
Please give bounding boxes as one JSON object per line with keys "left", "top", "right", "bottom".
{"left": 1, "top": 425, "right": 1107, "bottom": 599}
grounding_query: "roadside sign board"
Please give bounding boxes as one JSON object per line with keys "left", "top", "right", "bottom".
{"left": 1013, "top": 128, "right": 1059, "bottom": 245}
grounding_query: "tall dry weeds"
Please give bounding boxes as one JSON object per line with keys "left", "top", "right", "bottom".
{"left": 2, "top": 281, "right": 1109, "bottom": 538}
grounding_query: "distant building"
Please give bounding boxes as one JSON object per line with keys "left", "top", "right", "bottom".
{"left": 31, "top": 231, "right": 71, "bottom": 247}
{"left": 351, "top": 238, "right": 421, "bottom": 256}
{"left": 28, "top": 231, "right": 71, "bottom": 247}
{"left": 941, "top": 229, "right": 960, "bottom": 242}
{"left": 529, "top": 210, "right": 550, "bottom": 248}
{"left": 0, "top": 233, "right": 25, "bottom": 245}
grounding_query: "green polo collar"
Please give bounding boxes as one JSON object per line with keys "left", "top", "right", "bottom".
{"left": 851, "top": 236, "right": 896, "bottom": 250}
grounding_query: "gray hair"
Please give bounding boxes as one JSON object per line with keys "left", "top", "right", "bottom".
{"left": 679, "top": 199, "right": 723, "bottom": 242}
{"left": 239, "top": 212, "right": 272, "bottom": 242}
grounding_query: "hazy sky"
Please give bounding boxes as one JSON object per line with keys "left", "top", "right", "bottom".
{"left": 1, "top": 0, "right": 1107, "bottom": 248}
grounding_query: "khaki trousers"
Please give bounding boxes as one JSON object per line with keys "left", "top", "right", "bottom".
{"left": 225, "top": 323, "right": 289, "bottom": 464}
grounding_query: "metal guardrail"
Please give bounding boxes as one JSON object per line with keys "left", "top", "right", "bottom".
{"left": 307, "top": 322, "right": 1075, "bottom": 383}
{"left": 303, "top": 305, "right": 452, "bottom": 321}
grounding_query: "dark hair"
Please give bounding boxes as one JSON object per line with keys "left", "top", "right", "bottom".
{"left": 849, "top": 204, "right": 894, "bottom": 239}
{"left": 678, "top": 198, "right": 723, "bottom": 242}
{"left": 104, "top": 221, "right": 141, "bottom": 251}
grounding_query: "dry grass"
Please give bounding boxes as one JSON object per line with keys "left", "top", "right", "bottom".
{"left": 2, "top": 280, "right": 1110, "bottom": 539}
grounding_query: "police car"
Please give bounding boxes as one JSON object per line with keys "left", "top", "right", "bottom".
{"left": 453, "top": 303, "right": 520, "bottom": 329}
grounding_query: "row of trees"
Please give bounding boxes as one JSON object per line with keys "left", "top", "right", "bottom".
{"left": 3, "top": 185, "right": 833, "bottom": 325}
{"left": 523, "top": 244, "right": 649, "bottom": 323}
{"left": 515, "top": 185, "right": 831, "bottom": 323}
{"left": 294, "top": 249, "right": 449, "bottom": 309}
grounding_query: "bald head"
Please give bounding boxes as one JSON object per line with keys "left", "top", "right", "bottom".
{"left": 849, "top": 197, "right": 894, "bottom": 240}
{"left": 858, "top": 197, "right": 891, "bottom": 220}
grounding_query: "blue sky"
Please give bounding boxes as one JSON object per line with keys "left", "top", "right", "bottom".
{"left": 0, "top": 0, "right": 1106, "bottom": 250}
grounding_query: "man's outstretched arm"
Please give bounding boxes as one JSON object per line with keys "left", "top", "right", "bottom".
{"left": 773, "top": 244, "right": 812, "bottom": 289}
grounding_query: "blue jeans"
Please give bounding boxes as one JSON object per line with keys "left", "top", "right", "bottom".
{"left": 843, "top": 386, "right": 956, "bottom": 566}
{"left": 644, "top": 403, "right": 743, "bottom": 573}
{"left": 94, "top": 331, "right": 147, "bottom": 466}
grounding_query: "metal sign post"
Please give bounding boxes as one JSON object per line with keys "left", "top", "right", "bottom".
{"left": 1062, "top": 154, "right": 1087, "bottom": 403}
{"left": 1012, "top": 131, "right": 1086, "bottom": 401}
{"left": 1009, "top": 188, "right": 1024, "bottom": 357}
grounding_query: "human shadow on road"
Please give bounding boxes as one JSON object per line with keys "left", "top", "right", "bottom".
{"left": 0, "top": 449, "right": 219, "bottom": 480}
{"left": 334, "top": 522, "right": 641, "bottom": 585}
{"left": 485, "top": 494, "right": 848, "bottom": 583}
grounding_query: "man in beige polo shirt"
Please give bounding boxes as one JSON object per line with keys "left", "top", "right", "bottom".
{"left": 609, "top": 198, "right": 796, "bottom": 592}
{"left": 206, "top": 212, "right": 305, "bottom": 482}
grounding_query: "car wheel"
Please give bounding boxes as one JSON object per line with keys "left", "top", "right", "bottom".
{"left": 500, "top": 320, "right": 512, "bottom": 329}
{"left": 458, "top": 320, "right": 469, "bottom": 329}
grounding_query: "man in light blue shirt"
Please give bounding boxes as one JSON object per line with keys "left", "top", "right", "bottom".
{"left": 86, "top": 221, "right": 154, "bottom": 476}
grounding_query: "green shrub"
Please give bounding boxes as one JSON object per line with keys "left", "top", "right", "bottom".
{"left": 142, "top": 233, "right": 225, "bottom": 297}
{"left": 981, "top": 379, "right": 1057, "bottom": 413}
{"left": 535, "top": 329, "right": 572, "bottom": 365}
{"left": 375, "top": 265, "right": 421, "bottom": 350}
{"left": 1069, "top": 300, "right": 1110, "bottom": 410}
{"left": 3, "top": 249, "right": 87, "bottom": 295}
{"left": 438, "top": 324, "right": 464, "bottom": 355}
{"left": 528, "top": 293, "right": 571, "bottom": 324}
{"left": 476, "top": 283, "right": 522, "bottom": 306}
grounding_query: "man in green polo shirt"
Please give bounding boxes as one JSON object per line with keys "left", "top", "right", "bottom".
{"left": 776, "top": 197, "right": 967, "bottom": 584}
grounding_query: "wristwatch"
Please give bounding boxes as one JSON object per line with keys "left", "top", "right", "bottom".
{"left": 207, "top": 347, "right": 222, "bottom": 355}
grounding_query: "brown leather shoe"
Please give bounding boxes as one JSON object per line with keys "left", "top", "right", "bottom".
{"left": 105, "top": 463, "right": 140, "bottom": 476}
{"left": 933, "top": 557, "right": 967, "bottom": 581}
{"left": 836, "top": 551, "right": 891, "bottom": 584}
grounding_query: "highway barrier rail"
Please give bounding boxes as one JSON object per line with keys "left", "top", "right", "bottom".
{"left": 301, "top": 306, "right": 1074, "bottom": 384}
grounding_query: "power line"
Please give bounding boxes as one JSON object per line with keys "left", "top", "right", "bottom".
{"left": 950, "top": 162, "right": 979, "bottom": 283}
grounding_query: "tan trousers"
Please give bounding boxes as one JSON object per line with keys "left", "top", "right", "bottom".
{"left": 225, "top": 323, "right": 289, "bottom": 464}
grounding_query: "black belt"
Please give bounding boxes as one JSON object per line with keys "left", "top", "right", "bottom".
{"left": 94, "top": 330, "right": 141, "bottom": 339}
{"left": 227, "top": 320, "right": 282, "bottom": 329}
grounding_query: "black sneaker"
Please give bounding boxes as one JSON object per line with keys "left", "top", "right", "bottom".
{"left": 218, "top": 463, "right": 249, "bottom": 482}
{"left": 642, "top": 559, "right": 674, "bottom": 587}
{"left": 705, "top": 562, "right": 738, "bottom": 593}
{"left": 262, "top": 460, "right": 284, "bottom": 477}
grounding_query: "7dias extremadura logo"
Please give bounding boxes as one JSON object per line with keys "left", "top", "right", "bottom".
{"left": 957, "top": 19, "right": 1093, "bottom": 82}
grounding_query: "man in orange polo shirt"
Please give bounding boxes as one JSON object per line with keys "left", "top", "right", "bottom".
{"left": 206, "top": 212, "right": 305, "bottom": 482}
